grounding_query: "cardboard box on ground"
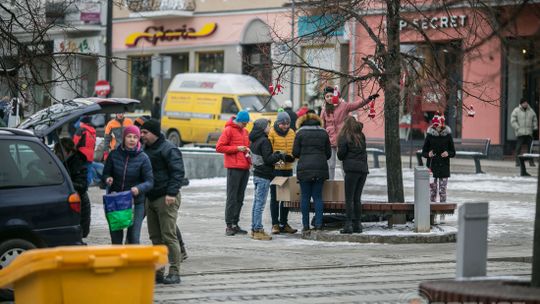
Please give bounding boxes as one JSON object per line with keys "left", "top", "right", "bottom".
{"left": 270, "top": 177, "right": 345, "bottom": 202}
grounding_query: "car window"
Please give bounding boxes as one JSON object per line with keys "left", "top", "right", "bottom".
{"left": 0, "top": 139, "right": 64, "bottom": 188}
{"left": 238, "top": 95, "right": 279, "bottom": 112}
{"left": 221, "top": 98, "right": 239, "bottom": 114}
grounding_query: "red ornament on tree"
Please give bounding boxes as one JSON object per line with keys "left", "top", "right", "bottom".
{"left": 269, "top": 83, "right": 275, "bottom": 96}
{"left": 368, "top": 101, "right": 376, "bottom": 119}
{"left": 332, "top": 85, "right": 340, "bottom": 105}
{"left": 276, "top": 83, "right": 284, "bottom": 94}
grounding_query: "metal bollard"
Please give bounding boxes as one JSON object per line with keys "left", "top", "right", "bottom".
{"left": 414, "top": 166, "right": 430, "bottom": 232}
{"left": 456, "top": 202, "right": 489, "bottom": 278}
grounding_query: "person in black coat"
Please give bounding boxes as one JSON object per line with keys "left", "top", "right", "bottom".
{"left": 421, "top": 115, "right": 456, "bottom": 203}
{"left": 141, "top": 119, "right": 185, "bottom": 284}
{"left": 54, "top": 137, "right": 91, "bottom": 239}
{"left": 293, "top": 113, "right": 331, "bottom": 231}
{"left": 337, "top": 116, "right": 369, "bottom": 234}
{"left": 249, "top": 118, "right": 286, "bottom": 240}
{"left": 103, "top": 125, "right": 154, "bottom": 245}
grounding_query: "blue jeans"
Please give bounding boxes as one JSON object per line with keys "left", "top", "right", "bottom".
{"left": 110, "top": 202, "right": 145, "bottom": 244}
{"left": 270, "top": 170, "right": 293, "bottom": 226}
{"left": 251, "top": 176, "right": 271, "bottom": 231}
{"left": 88, "top": 162, "right": 104, "bottom": 186}
{"left": 299, "top": 180, "right": 324, "bottom": 229}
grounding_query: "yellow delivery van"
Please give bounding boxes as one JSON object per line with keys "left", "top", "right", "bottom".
{"left": 161, "top": 73, "right": 280, "bottom": 146}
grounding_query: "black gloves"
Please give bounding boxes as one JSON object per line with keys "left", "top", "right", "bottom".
{"left": 368, "top": 94, "right": 380, "bottom": 101}
{"left": 284, "top": 154, "right": 295, "bottom": 162}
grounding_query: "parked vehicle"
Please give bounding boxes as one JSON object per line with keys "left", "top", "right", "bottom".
{"left": 0, "top": 97, "right": 140, "bottom": 300}
{"left": 161, "top": 73, "right": 279, "bottom": 147}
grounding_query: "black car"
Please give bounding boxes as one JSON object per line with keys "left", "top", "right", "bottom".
{"left": 0, "top": 98, "right": 139, "bottom": 300}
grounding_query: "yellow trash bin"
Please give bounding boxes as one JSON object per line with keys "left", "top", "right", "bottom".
{"left": 0, "top": 245, "right": 168, "bottom": 304}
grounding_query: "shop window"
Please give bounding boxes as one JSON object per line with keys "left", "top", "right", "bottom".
{"left": 197, "top": 52, "right": 224, "bottom": 73}
{"left": 129, "top": 56, "right": 153, "bottom": 110}
{"left": 242, "top": 44, "right": 271, "bottom": 88}
{"left": 400, "top": 42, "right": 463, "bottom": 139}
{"left": 301, "top": 46, "right": 337, "bottom": 110}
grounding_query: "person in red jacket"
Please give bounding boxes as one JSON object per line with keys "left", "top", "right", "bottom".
{"left": 216, "top": 110, "right": 251, "bottom": 236}
{"left": 73, "top": 116, "right": 100, "bottom": 186}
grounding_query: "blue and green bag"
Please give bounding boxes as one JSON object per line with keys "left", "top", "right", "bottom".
{"left": 103, "top": 190, "right": 133, "bottom": 231}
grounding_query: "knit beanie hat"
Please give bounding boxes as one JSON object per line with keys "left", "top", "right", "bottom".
{"left": 431, "top": 115, "right": 445, "bottom": 128}
{"left": 141, "top": 119, "right": 161, "bottom": 137}
{"left": 276, "top": 111, "right": 291, "bottom": 125}
{"left": 234, "top": 110, "right": 250, "bottom": 123}
{"left": 253, "top": 118, "right": 270, "bottom": 131}
{"left": 123, "top": 125, "right": 140, "bottom": 138}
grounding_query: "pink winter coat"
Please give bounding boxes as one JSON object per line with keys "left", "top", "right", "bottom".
{"left": 321, "top": 99, "right": 370, "bottom": 147}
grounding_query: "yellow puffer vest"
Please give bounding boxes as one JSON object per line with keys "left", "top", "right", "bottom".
{"left": 268, "top": 127, "right": 296, "bottom": 170}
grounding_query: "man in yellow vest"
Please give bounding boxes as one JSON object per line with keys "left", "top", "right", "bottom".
{"left": 268, "top": 111, "right": 298, "bottom": 234}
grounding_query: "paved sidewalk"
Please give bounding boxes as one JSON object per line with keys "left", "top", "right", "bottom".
{"left": 85, "top": 158, "right": 536, "bottom": 302}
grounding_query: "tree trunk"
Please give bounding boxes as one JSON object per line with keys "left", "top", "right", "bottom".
{"left": 532, "top": 162, "right": 540, "bottom": 286}
{"left": 383, "top": 0, "right": 404, "bottom": 203}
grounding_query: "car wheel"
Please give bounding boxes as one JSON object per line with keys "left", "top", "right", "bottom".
{"left": 0, "top": 239, "right": 36, "bottom": 301}
{"left": 167, "top": 130, "right": 183, "bottom": 147}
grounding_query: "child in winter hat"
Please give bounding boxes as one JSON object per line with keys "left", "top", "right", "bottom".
{"left": 275, "top": 111, "right": 291, "bottom": 125}
{"left": 123, "top": 125, "right": 140, "bottom": 139}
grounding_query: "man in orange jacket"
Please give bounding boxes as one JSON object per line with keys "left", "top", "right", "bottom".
{"left": 216, "top": 110, "right": 251, "bottom": 236}
{"left": 102, "top": 113, "right": 133, "bottom": 160}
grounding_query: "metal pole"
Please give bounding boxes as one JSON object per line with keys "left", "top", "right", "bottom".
{"left": 414, "top": 166, "right": 430, "bottom": 232}
{"left": 409, "top": 92, "right": 414, "bottom": 168}
{"left": 105, "top": 0, "right": 113, "bottom": 88}
{"left": 159, "top": 56, "right": 164, "bottom": 100}
{"left": 289, "top": 0, "right": 295, "bottom": 105}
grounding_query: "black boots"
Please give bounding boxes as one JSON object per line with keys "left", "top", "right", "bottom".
{"left": 163, "top": 273, "right": 181, "bottom": 284}
{"left": 353, "top": 220, "right": 363, "bottom": 233}
{"left": 340, "top": 221, "right": 353, "bottom": 234}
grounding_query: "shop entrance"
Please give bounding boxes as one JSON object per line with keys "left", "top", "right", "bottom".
{"left": 503, "top": 38, "right": 540, "bottom": 154}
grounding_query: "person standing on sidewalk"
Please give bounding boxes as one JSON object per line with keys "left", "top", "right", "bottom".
{"left": 421, "top": 115, "right": 455, "bottom": 203}
{"left": 249, "top": 118, "right": 285, "bottom": 240}
{"left": 54, "top": 138, "right": 91, "bottom": 240}
{"left": 337, "top": 117, "right": 369, "bottom": 234}
{"left": 216, "top": 110, "right": 252, "bottom": 236}
{"left": 320, "top": 87, "right": 378, "bottom": 179}
{"left": 511, "top": 98, "right": 538, "bottom": 166}
{"left": 103, "top": 126, "right": 153, "bottom": 244}
{"left": 140, "top": 119, "right": 184, "bottom": 284}
{"left": 293, "top": 112, "right": 331, "bottom": 231}
{"left": 102, "top": 113, "right": 133, "bottom": 161}
{"left": 268, "top": 111, "right": 297, "bottom": 235}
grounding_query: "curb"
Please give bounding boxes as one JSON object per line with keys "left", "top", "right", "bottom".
{"left": 301, "top": 230, "right": 457, "bottom": 244}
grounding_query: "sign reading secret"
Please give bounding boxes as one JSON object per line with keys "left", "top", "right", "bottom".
{"left": 125, "top": 22, "right": 218, "bottom": 47}
{"left": 400, "top": 15, "right": 467, "bottom": 31}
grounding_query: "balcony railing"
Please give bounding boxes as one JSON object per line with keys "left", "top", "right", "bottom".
{"left": 45, "top": 1, "right": 102, "bottom": 26}
{"left": 127, "top": 0, "right": 195, "bottom": 18}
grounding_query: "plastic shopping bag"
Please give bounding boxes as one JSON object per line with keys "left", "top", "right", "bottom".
{"left": 103, "top": 190, "right": 133, "bottom": 231}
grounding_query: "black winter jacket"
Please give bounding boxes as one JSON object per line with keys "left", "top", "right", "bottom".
{"left": 103, "top": 144, "right": 154, "bottom": 204}
{"left": 421, "top": 126, "right": 456, "bottom": 178}
{"left": 337, "top": 136, "right": 369, "bottom": 174}
{"left": 249, "top": 123, "right": 283, "bottom": 180}
{"left": 293, "top": 113, "right": 332, "bottom": 182}
{"left": 64, "top": 151, "right": 88, "bottom": 194}
{"left": 144, "top": 135, "right": 185, "bottom": 201}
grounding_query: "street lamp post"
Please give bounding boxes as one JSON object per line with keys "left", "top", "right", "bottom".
{"left": 105, "top": 0, "right": 113, "bottom": 89}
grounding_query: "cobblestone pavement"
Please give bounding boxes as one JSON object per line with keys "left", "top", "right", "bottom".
{"left": 154, "top": 261, "right": 531, "bottom": 303}
{"left": 86, "top": 159, "right": 536, "bottom": 303}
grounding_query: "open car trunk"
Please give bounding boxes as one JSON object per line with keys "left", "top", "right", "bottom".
{"left": 18, "top": 98, "right": 140, "bottom": 138}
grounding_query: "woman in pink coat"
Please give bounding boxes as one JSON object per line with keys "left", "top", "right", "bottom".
{"left": 320, "top": 86, "right": 378, "bottom": 179}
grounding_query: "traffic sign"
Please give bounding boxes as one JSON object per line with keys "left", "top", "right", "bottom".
{"left": 95, "top": 80, "right": 111, "bottom": 97}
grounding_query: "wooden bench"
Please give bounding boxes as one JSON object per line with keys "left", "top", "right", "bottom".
{"left": 283, "top": 200, "right": 457, "bottom": 227}
{"left": 366, "top": 138, "right": 386, "bottom": 168}
{"left": 416, "top": 138, "right": 491, "bottom": 174}
{"left": 518, "top": 140, "right": 539, "bottom": 176}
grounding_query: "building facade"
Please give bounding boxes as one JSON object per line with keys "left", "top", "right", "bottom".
{"left": 352, "top": 2, "right": 540, "bottom": 157}
{"left": 111, "top": 0, "right": 291, "bottom": 110}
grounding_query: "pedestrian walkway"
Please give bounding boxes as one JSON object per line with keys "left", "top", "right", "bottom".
{"left": 154, "top": 260, "right": 530, "bottom": 303}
